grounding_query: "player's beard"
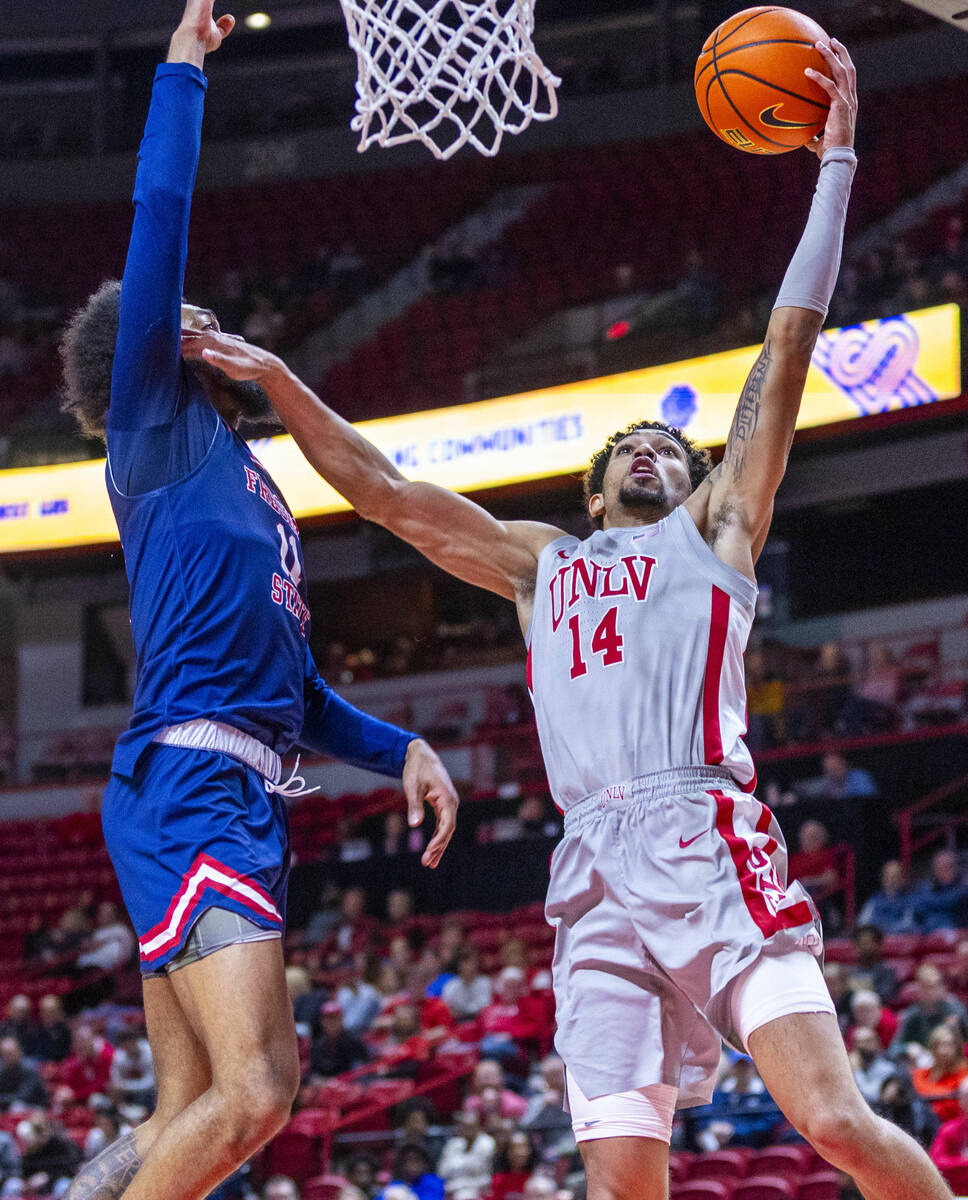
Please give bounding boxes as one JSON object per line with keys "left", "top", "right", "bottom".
{"left": 618, "top": 475, "right": 667, "bottom": 513}
{"left": 188, "top": 357, "right": 274, "bottom": 423}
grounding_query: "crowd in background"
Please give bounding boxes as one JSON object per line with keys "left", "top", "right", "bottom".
{"left": 4, "top": 825, "right": 968, "bottom": 1197}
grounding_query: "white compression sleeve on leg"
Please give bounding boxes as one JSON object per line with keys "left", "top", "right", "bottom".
{"left": 772, "top": 146, "right": 857, "bottom": 318}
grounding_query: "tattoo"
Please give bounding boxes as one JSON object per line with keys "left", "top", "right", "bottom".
{"left": 65, "top": 1131, "right": 142, "bottom": 1200}
{"left": 724, "top": 338, "right": 771, "bottom": 485}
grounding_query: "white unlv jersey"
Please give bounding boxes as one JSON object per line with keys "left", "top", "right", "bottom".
{"left": 527, "top": 505, "right": 758, "bottom": 810}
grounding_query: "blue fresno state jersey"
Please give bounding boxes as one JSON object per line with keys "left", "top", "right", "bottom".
{"left": 107, "top": 422, "right": 311, "bottom": 777}
{"left": 104, "top": 63, "right": 312, "bottom": 778}
{"left": 526, "top": 506, "right": 759, "bottom": 810}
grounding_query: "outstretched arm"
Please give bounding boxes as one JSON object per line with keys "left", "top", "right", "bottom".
{"left": 301, "top": 648, "right": 459, "bottom": 868}
{"left": 107, "top": 1, "right": 234, "bottom": 492}
{"left": 687, "top": 38, "right": 858, "bottom": 575}
{"left": 181, "top": 335, "right": 563, "bottom": 609}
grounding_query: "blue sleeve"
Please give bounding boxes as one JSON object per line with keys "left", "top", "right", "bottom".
{"left": 299, "top": 646, "right": 417, "bottom": 777}
{"left": 107, "top": 63, "right": 217, "bottom": 495}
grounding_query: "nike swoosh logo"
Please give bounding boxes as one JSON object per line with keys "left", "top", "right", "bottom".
{"left": 760, "top": 104, "right": 817, "bottom": 130}
{"left": 679, "top": 831, "right": 705, "bottom": 849}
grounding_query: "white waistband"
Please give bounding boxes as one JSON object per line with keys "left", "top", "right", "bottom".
{"left": 153, "top": 719, "right": 282, "bottom": 785}
{"left": 563, "top": 766, "right": 735, "bottom": 834}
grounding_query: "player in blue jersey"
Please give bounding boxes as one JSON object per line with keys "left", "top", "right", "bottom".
{"left": 57, "top": 4, "right": 459, "bottom": 1199}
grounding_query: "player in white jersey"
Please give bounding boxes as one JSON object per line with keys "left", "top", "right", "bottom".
{"left": 182, "top": 38, "right": 951, "bottom": 1200}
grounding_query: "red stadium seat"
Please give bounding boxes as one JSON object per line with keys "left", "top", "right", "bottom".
{"left": 303, "top": 1175, "right": 352, "bottom": 1200}
{"left": 796, "top": 1172, "right": 839, "bottom": 1200}
{"left": 672, "top": 1184, "right": 731, "bottom": 1200}
{"left": 733, "top": 1177, "right": 796, "bottom": 1200}
{"left": 689, "top": 1149, "right": 751, "bottom": 1182}
{"left": 749, "top": 1146, "right": 810, "bottom": 1177}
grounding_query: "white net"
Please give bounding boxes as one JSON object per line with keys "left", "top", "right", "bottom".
{"left": 338, "top": 0, "right": 561, "bottom": 160}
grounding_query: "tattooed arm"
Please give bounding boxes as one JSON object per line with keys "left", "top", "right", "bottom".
{"left": 686, "top": 39, "right": 857, "bottom": 578}
{"left": 685, "top": 312, "right": 820, "bottom": 575}
{"left": 64, "top": 1130, "right": 142, "bottom": 1200}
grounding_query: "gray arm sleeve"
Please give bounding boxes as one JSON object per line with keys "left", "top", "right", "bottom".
{"left": 772, "top": 146, "right": 858, "bottom": 318}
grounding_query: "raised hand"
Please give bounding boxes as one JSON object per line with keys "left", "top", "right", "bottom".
{"left": 168, "top": 0, "right": 236, "bottom": 66}
{"left": 804, "top": 37, "right": 857, "bottom": 159}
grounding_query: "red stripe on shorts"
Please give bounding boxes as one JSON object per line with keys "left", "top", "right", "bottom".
{"left": 702, "top": 586, "right": 730, "bottom": 764}
{"left": 711, "top": 790, "right": 812, "bottom": 938}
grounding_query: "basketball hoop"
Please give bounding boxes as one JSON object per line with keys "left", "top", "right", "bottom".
{"left": 338, "top": 0, "right": 561, "bottom": 160}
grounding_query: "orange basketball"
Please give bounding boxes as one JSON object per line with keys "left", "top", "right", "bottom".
{"left": 695, "top": 6, "right": 832, "bottom": 155}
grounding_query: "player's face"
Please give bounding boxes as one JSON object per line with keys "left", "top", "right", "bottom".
{"left": 180, "top": 304, "right": 272, "bottom": 425}
{"left": 590, "top": 431, "right": 693, "bottom": 528}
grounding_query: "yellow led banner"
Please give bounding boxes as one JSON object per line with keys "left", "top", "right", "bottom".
{"left": 0, "top": 304, "right": 961, "bottom": 555}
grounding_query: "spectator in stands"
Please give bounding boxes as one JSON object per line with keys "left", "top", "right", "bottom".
{"left": 824, "top": 962, "right": 853, "bottom": 1034}
{"left": 263, "top": 1176, "right": 300, "bottom": 1200}
{"left": 490, "top": 1130, "right": 536, "bottom": 1200}
{"left": 523, "top": 1174, "right": 557, "bottom": 1199}
{"left": 75, "top": 900, "right": 136, "bottom": 972}
{"left": 847, "top": 924, "right": 899, "bottom": 1003}
{"left": 381, "top": 1143, "right": 444, "bottom": 1200}
{"left": 0, "top": 997, "right": 39, "bottom": 1059}
{"left": 442, "top": 948, "right": 493, "bottom": 1021}
{"left": 930, "top": 1075, "right": 968, "bottom": 1195}
{"left": 858, "top": 860, "right": 920, "bottom": 934}
{"left": 465, "top": 1059, "right": 527, "bottom": 1122}
{"left": 745, "top": 647, "right": 785, "bottom": 750}
{"left": 35, "top": 903, "right": 91, "bottom": 964}
{"left": 478, "top": 967, "right": 542, "bottom": 1066}
{"left": 0, "top": 1127, "right": 20, "bottom": 1185}
{"left": 335, "top": 887, "right": 373, "bottom": 957}
{"left": 521, "top": 1055, "right": 571, "bottom": 1144}
{"left": 108, "top": 1026, "right": 155, "bottom": 1112}
{"left": 788, "top": 819, "right": 842, "bottom": 932}
{"left": 15, "top": 1113, "right": 80, "bottom": 1192}
{"left": 427, "top": 917, "right": 466, "bottom": 997}
{"left": 374, "top": 1005, "right": 432, "bottom": 1077}
{"left": 850, "top": 1026, "right": 896, "bottom": 1104}
{"left": 53, "top": 1023, "right": 113, "bottom": 1104}
{"left": 336, "top": 817, "right": 373, "bottom": 863}
{"left": 437, "top": 1108, "right": 497, "bottom": 1200}
{"left": 696, "top": 1054, "right": 783, "bottom": 1149}
{"left": 912, "top": 1025, "right": 968, "bottom": 1122}
{"left": 307, "top": 1001, "right": 369, "bottom": 1080}
{"left": 286, "top": 966, "right": 324, "bottom": 1036}
{"left": 0, "top": 1038, "right": 48, "bottom": 1111}
{"left": 394, "top": 1097, "right": 447, "bottom": 1166}
{"left": 344, "top": 1151, "right": 379, "bottom": 1198}
{"left": 894, "top": 964, "right": 968, "bottom": 1056}
{"left": 797, "top": 751, "right": 879, "bottom": 807}
{"left": 946, "top": 940, "right": 968, "bottom": 998}
{"left": 913, "top": 849, "right": 968, "bottom": 933}
{"left": 336, "top": 955, "right": 383, "bottom": 1035}
{"left": 847, "top": 989, "right": 898, "bottom": 1052}
{"left": 387, "top": 889, "right": 415, "bottom": 930}
{"left": 33, "top": 994, "right": 71, "bottom": 1064}
{"left": 305, "top": 882, "right": 344, "bottom": 945}
{"left": 848, "top": 645, "right": 902, "bottom": 733}
{"left": 83, "top": 1105, "right": 131, "bottom": 1162}
{"left": 875, "top": 1071, "right": 938, "bottom": 1150}
{"left": 379, "top": 811, "right": 423, "bottom": 858}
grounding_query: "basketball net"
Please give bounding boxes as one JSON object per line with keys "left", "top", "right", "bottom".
{"left": 338, "top": 0, "right": 561, "bottom": 160}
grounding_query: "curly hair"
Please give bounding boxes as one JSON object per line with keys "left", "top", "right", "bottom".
{"left": 582, "top": 419, "right": 713, "bottom": 529}
{"left": 58, "top": 279, "right": 121, "bottom": 442}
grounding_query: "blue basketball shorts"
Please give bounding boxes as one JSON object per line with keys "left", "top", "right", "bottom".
{"left": 101, "top": 742, "right": 290, "bottom": 975}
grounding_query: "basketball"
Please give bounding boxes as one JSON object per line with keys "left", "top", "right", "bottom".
{"left": 695, "top": 6, "right": 832, "bottom": 155}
